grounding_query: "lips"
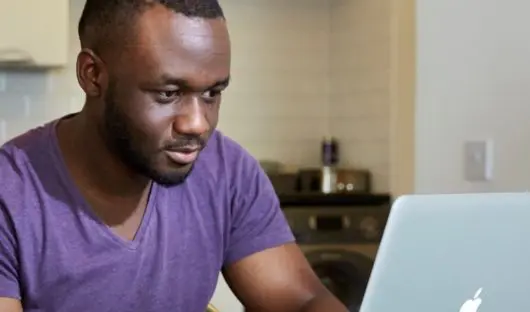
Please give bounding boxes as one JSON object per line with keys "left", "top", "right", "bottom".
{"left": 165, "top": 147, "right": 200, "bottom": 165}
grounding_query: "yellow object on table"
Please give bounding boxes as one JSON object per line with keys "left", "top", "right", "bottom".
{"left": 206, "top": 303, "right": 219, "bottom": 312}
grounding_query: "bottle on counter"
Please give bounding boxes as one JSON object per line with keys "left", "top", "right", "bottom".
{"left": 321, "top": 136, "right": 339, "bottom": 166}
{"left": 320, "top": 136, "right": 339, "bottom": 194}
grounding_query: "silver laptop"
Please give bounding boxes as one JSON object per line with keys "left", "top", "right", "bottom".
{"left": 359, "top": 192, "right": 530, "bottom": 312}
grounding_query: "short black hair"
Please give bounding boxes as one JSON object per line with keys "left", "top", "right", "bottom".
{"left": 78, "top": 0, "right": 224, "bottom": 54}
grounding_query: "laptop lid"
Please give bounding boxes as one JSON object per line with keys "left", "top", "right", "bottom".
{"left": 359, "top": 192, "right": 530, "bottom": 312}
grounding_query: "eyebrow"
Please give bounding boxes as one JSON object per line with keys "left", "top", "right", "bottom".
{"left": 160, "top": 75, "right": 230, "bottom": 91}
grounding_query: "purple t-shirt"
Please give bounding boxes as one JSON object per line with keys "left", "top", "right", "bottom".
{"left": 0, "top": 119, "right": 295, "bottom": 311}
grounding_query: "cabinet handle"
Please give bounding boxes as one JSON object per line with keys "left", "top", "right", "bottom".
{"left": 0, "top": 48, "right": 33, "bottom": 64}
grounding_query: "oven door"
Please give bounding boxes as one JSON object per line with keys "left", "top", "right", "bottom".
{"left": 305, "top": 249, "right": 374, "bottom": 311}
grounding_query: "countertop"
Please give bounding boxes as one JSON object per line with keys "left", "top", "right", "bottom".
{"left": 278, "top": 193, "right": 391, "bottom": 207}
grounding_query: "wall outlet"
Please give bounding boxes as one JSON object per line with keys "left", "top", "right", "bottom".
{"left": 464, "top": 140, "right": 494, "bottom": 181}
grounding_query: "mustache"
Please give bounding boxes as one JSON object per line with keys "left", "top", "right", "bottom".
{"left": 163, "top": 136, "right": 206, "bottom": 150}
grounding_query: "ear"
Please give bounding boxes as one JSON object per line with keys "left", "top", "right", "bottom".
{"left": 76, "top": 48, "right": 108, "bottom": 98}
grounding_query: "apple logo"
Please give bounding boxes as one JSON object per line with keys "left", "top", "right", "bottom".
{"left": 459, "top": 288, "right": 483, "bottom": 312}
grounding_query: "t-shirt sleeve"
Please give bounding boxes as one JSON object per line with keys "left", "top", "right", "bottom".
{"left": 0, "top": 203, "right": 20, "bottom": 299}
{"left": 223, "top": 152, "right": 295, "bottom": 266}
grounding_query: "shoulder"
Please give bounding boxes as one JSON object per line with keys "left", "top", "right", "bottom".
{"left": 0, "top": 123, "right": 52, "bottom": 215}
{"left": 200, "top": 130, "right": 258, "bottom": 167}
{"left": 200, "top": 133, "right": 294, "bottom": 265}
{"left": 199, "top": 131, "right": 277, "bottom": 214}
{"left": 192, "top": 130, "right": 276, "bottom": 217}
{"left": 198, "top": 130, "right": 265, "bottom": 190}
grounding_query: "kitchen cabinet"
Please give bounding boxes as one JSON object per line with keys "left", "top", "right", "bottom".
{"left": 0, "top": 0, "right": 69, "bottom": 68}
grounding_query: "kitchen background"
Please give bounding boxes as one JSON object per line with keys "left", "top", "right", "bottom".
{"left": 0, "top": 0, "right": 394, "bottom": 194}
{"left": 5, "top": 0, "right": 530, "bottom": 310}
{"left": 0, "top": 1, "right": 401, "bottom": 310}
{"left": 9, "top": 0, "right": 530, "bottom": 205}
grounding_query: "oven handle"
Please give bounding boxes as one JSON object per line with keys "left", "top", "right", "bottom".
{"left": 308, "top": 215, "right": 351, "bottom": 230}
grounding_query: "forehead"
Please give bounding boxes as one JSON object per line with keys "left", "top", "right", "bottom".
{"left": 122, "top": 5, "right": 231, "bottom": 86}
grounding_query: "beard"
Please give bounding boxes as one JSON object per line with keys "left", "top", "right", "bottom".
{"left": 99, "top": 82, "right": 199, "bottom": 186}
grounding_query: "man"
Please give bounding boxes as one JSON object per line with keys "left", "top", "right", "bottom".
{"left": 0, "top": 0, "right": 348, "bottom": 311}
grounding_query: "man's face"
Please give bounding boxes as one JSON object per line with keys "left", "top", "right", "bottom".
{"left": 98, "top": 7, "right": 231, "bottom": 186}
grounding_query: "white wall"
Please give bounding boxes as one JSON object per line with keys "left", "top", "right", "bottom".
{"left": 415, "top": 0, "right": 530, "bottom": 193}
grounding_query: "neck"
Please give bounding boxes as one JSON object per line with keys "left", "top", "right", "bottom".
{"left": 56, "top": 110, "right": 150, "bottom": 201}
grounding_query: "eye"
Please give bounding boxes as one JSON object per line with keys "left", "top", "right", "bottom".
{"left": 156, "top": 90, "right": 180, "bottom": 103}
{"left": 202, "top": 89, "right": 222, "bottom": 101}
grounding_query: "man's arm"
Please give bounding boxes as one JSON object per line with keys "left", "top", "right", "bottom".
{"left": 0, "top": 298, "right": 21, "bottom": 312}
{"left": 221, "top": 142, "right": 347, "bottom": 311}
{"left": 223, "top": 243, "right": 347, "bottom": 312}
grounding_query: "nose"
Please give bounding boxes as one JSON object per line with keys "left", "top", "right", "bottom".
{"left": 172, "top": 97, "right": 209, "bottom": 136}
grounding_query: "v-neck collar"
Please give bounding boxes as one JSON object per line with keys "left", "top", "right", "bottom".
{"left": 47, "top": 117, "right": 159, "bottom": 250}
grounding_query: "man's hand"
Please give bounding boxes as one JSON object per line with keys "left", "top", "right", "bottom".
{"left": 223, "top": 243, "right": 348, "bottom": 312}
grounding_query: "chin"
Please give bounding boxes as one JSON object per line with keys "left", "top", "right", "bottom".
{"left": 149, "top": 165, "right": 194, "bottom": 186}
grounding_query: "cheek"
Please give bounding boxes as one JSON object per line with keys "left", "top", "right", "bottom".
{"left": 206, "top": 111, "right": 219, "bottom": 129}
{"left": 205, "top": 102, "right": 221, "bottom": 125}
{"left": 117, "top": 94, "right": 170, "bottom": 147}
{"left": 138, "top": 102, "right": 177, "bottom": 146}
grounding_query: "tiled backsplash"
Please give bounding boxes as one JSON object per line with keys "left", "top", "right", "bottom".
{"left": 330, "top": 0, "right": 391, "bottom": 192}
{"left": 0, "top": 0, "right": 390, "bottom": 192}
{"left": 218, "top": 0, "right": 331, "bottom": 167}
